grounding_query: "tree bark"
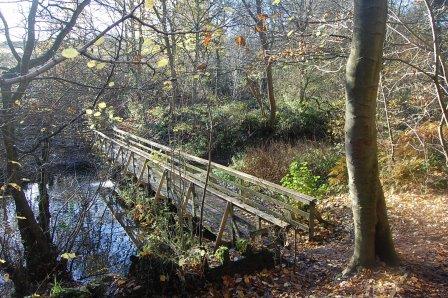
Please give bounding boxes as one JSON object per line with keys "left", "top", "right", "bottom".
{"left": 255, "top": 0, "right": 276, "bottom": 126}
{"left": 242, "top": 0, "right": 276, "bottom": 125}
{"left": 1, "top": 81, "right": 60, "bottom": 287}
{"left": 344, "top": 0, "right": 398, "bottom": 274}
{"left": 37, "top": 140, "right": 51, "bottom": 240}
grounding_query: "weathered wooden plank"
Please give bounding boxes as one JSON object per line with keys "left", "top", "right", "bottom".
{"left": 155, "top": 170, "right": 168, "bottom": 201}
{"left": 214, "top": 201, "right": 232, "bottom": 250}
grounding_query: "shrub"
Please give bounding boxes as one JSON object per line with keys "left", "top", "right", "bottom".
{"left": 328, "top": 156, "right": 348, "bottom": 191}
{"left": 129, "top": 96, "right": 333, "bottom": 162}
{"left": 235, "top": 239, "right": 250, "bottom": 255}
{"left": 281, "top": 161, "right": 328, "bottom": 198}
{"left": 381, "top": 122, "right": 448, "bottom": 191}
{"left": 231, "top": 141, "right": 302, "bottom": 183}
{"left": 232, "top": 141, "right": 341, "bottom": 185}
{"left": 214, "top": 246, "right": 230, "bottom": 265}
{"left": 276, "top": 100, "right": 328, "bottom": 139}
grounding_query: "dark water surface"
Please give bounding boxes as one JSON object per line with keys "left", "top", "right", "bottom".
{"left": 0, "top": 174, "right": 137, "bottom": 294}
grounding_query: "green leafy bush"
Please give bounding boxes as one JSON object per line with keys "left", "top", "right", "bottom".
{"left": 214, "top": 246, "right": 230, "bottom": 265}
{"left": 235, "top": 239, "right": 250, "bottom": 255}
{"left": 281, "top": 162, "right": 328, "bottom": 198}
{"left": 232, "top": 141, "right": 341, "bottom": 186}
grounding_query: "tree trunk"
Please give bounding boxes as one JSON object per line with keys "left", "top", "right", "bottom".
{"left": 344, "top": 0, "right": 398, "bottom": 274}
{"left": 255, "top": 0, "right": 276, "bottom": 126}
{"left": 38, "top": 140, "right": 51, "bottom": 240}
{"left": 1, "top": 82, "right": 61, "bottom": 289}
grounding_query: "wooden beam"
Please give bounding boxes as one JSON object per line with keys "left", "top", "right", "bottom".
{"left": 229, "top": 204, "right": 241, "bottom": 243}
{"left": 214, "top": 201, "right": 232, "bottom": 251}
{"left": 308, "top": 202, "right": 315, "bottom": 240}
{"left": 115, "top": 145, "right": 123, "bottom": 164}
{"left": 125, "top": 151, "right": 133, "bottom": 170}
{"left": 155, "top": 170, "right": 168, "bottom": 201}
{"left": 137, "top": 159, "right": 149, "bottom": 184}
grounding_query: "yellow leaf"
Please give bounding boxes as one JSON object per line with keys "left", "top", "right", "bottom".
{"left": 108, "top": 82, "right": 115, "bottom": 87}
{"left": 272, "top": 0, "right": 281, "bottom": 5}
{"left": 96, "top": 62, "right": 106, "bottom": 70}
{"left": 94, "top": 112, "right": 101, "bottom": 117}
{"left": 16, "top": 216, "right": 26, "bottom": 220}
{"left": 61, "top": 48, "right": 79, "bottom": 59}
{"left": 94, "top": 36, "right": 105, "bottom": 46}
{"left": 86, "top": 109, "right": 93, "bottom": 115}
{"left": 145, "top": 0, "right": 154, "bottom": 9}
{"left": 156, "top": 57, "right": 169, "bottom": 68}
{"left": 87, "top": 60, "right": 96, "bottom": 68}
{"left": 98, "top": 102, "right": 107, "bottom": 109}
{"left": 0, "top": 259, "right": 6, "bottom": 264}
{"left": 8, "top": 183, "right": 21, "bottom": 191}
{"left": 163, "top": 80, "right": 172, "bottom": 91}
{"left": 60, "top": 252, "right": 76, "bottom": 260}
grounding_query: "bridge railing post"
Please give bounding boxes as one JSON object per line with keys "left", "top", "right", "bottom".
{"left": 308, "top": 201, "right": 316, "bottom": 240}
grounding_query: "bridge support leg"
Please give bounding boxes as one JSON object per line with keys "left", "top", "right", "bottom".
{"left": 137, "top": 159, "right": 149, "bottom": 185}
{"left": 115, "top": 146, "right": 123, "bottom": 164}
{"left": 155, "top": 170, "right": 168, "bottom": 201}
{"left": 124, "top": 151, "right": 134, "bottom": 175}
{"left": 179, "top": 183, "right": 194, "bottom": 231}
{"left": 132, "top": 153, "right": 136, "bottom": 176}
{"left": 214, "top": 202, "right": 232, "bottom": 251}
{"left": 308, "top": 202, "right": 315, "bottom": 241}
{"left": 229, "top": 205, "right": 241, "bottom": 244}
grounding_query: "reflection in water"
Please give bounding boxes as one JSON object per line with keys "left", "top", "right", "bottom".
{"left": 0, "top": 174, "right": 137, "bottom": 293}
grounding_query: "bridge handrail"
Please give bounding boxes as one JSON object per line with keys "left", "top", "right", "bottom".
{"left": 112, "top": 127, "right": 316, "bottom": 205}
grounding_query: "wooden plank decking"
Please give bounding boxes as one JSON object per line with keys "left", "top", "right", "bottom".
{"left": 92, "top": 127, "right": 318, "bottom": 247}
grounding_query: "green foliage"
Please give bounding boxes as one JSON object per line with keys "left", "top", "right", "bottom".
{"left": 231, "top": 141, "right": 341, "bottom": 187}
{"left": 214, "top": 246, "right": 230, "bottom": 265}
{"left": 120, "top": 184, "right": 201, "bottom": 267}
{"left": 178, "top": 248, "right": 206, "bottom": 269}
{"left": 137, "top": 95, "right": 332, "bottom": 161}
{"left": 275, "top": 99, "right": 329, "bottom": 139}
{"left": 211, "top": 168, "right": 236, "bottom": 183}
{"left": 50, "top": 278, "right": 65, "bottom": 297}
{"left": 281, "top": 162, "right": 328, "bottom": 198}
{"left": 235, "top": 239, "right": 250, "bottom": 255}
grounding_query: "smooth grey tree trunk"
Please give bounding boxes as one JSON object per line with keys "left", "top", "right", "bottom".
{"left": 344, "top": 0, "right": 398, "bottom": 273}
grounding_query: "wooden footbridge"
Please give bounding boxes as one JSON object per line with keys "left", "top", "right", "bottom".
{"left": 92, "top": 127, "right": 320, "bottom": 249}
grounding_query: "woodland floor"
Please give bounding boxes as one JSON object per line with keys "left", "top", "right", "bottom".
{"left": 201, "top": 191, "right": 448, "bottom": 297}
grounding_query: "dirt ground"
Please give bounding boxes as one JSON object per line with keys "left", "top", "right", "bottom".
{"left": 202, "top": 191, "right": 448, "bottom": 297}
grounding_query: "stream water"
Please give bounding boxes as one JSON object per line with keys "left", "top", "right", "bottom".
{"left": 0, "top": 174, "right": 137, "bottom": 294}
